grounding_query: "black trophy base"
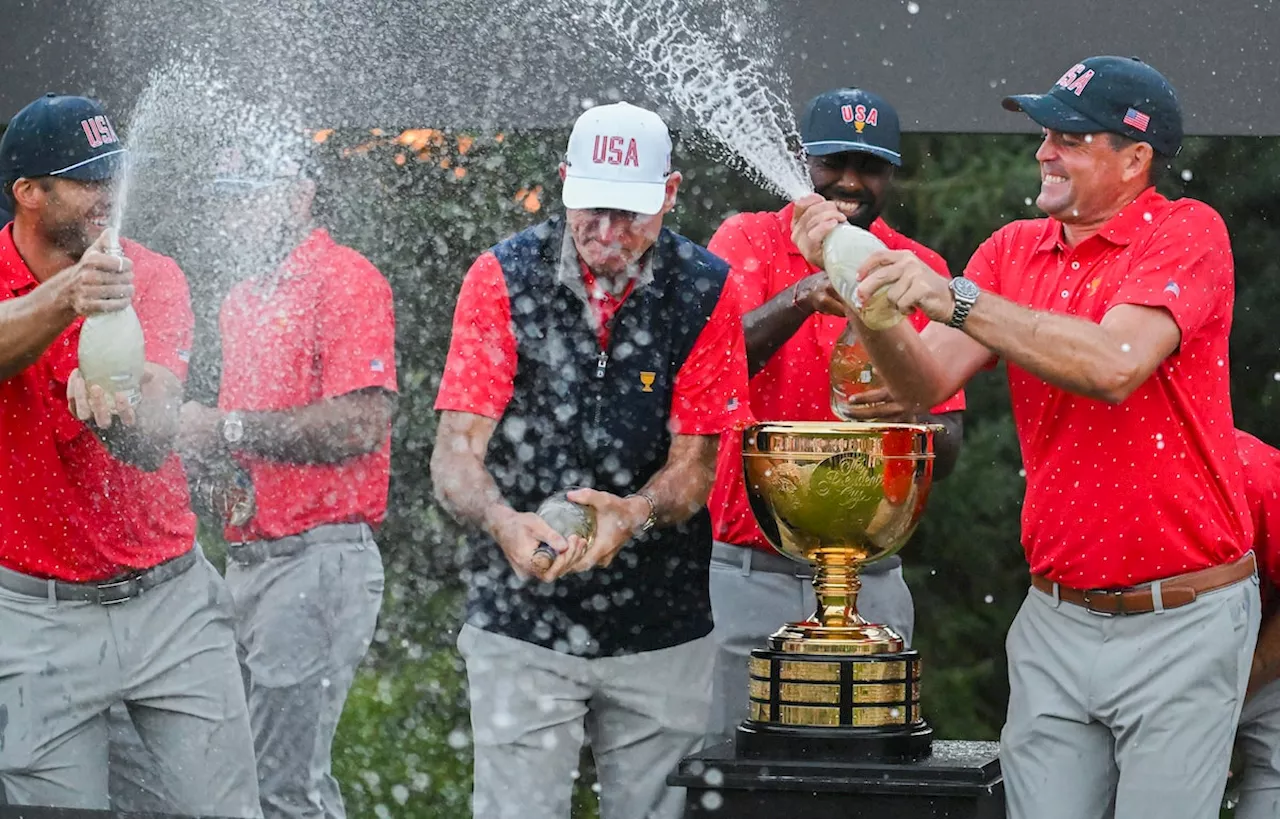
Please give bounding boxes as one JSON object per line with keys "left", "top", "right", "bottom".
{"left": 736, "top": 719, "right": 934, "bottom": 763}
{"left": 671, "top": 739, "right": 1004, "bottom": 818}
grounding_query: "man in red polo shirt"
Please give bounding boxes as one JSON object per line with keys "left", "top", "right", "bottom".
{"left": 176, "top": 142, "right": 396, "bottom": 819}
{"left": 703, "top": 87, "right": 966, "bottom": 743}
{"left": 1235, "top": 429, "right": 1280, "bottom": 819}
{"left": 794, "top": 57, "right": 1257, "bottom": 819}
{"left": 0, "top": 94, "right": 259, "bottom": 814}
{"left": 432, "top": 102, "right": 751, "bottom": 819}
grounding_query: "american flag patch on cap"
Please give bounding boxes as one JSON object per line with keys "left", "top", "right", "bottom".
{"left": 1123, "top": 107, "right": 1150, "bottom": 132}
{"left": 370, "top": 358, "right": 385, "bottom": 373}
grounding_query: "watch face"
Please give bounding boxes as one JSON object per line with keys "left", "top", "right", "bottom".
{"left": 223, "top": 417, "right": 244, "bottom": 444}
{"left": 953, "top": 277, "right": 980, "bottom": 301}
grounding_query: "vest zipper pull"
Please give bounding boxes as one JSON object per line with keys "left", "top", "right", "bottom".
{"left": 596, "top": 351, "right": 609, "bottom": 379}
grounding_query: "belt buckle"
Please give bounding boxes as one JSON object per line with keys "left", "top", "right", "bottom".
{"left": 95, "top": 576, "right": 141, "bottom": 605}
{"left": 1081, "top": 588, "right": 1123, "bottom": 616}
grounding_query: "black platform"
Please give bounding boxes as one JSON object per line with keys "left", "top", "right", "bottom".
{"left": 670, "top": 739, "right": 1003, "bottom": 818}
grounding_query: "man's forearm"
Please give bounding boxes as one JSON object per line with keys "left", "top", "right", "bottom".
{"left": 857, "top": 316, "right": 958, "bottom": 412}
{"left": 963, "top": 293, "right": 1150, "bottom": 404}
{"left": 638, "top": 435, "right": 719, "bottom": 527}
{"left": 744, "top": 284, "right": 810, "bottom": 377}
{"left": 236, "top": 391, "right": 394, "bottom": 464}
{"left": 430, "top": 451, "right": 509, "bottom": 534}
{"left": 0, "top": 282, "right": 75, "bottom": 383}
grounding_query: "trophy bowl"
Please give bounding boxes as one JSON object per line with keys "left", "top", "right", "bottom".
{"left": 737, "top": 420, "right": 939, "bottom": 761}
{"left": 744, "top": 421, "right": 936, "bottom": 566}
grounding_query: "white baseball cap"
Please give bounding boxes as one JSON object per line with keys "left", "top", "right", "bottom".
{"left": 562, "top": 102, "right": 672, "bottom": 216}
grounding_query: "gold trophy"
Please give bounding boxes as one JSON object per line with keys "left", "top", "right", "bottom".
{"left": 737, "top": 419, "right": 939, "bottom": 761}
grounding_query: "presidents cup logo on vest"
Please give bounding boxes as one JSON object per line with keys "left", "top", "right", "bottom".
{"left": 81, "top": 115, "right": 119, "bottom": 148}
{"left": 841, "top": 104, "right": 879, "bottom": 134}
{"left": 592, "top": 135, "right": 641, "bottom": 167}
{"left": 639, "top": 371, "right": 656, "bottom": 392}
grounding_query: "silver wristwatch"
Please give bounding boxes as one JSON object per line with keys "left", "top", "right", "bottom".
{"left": 220, "top": 411, "right": 245, "bottom": 446}
{"left": 947, "top": 277, "right": 980, "bottom": 330}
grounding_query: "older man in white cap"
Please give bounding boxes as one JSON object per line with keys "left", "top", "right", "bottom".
{"left": 431, "top": 101, "right": 752, "bottom": 819}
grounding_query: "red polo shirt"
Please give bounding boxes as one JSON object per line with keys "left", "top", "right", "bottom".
{"left": 219, "top": 229, "right": 397, "bottom": 542}
{"left": 965, "top": 187, "right": 1249, "bottom": 588}
{"left": 1237, "top": 430, "right": 1280, "bottom": 592}
{"left": 705, "top": 205, "right": 966, "bottom": 552}
{"left": 0, "top": 224, "right": 197, "bottom": 581}
{"left": 435, "top": 247, "right": 752, "bottom": 435}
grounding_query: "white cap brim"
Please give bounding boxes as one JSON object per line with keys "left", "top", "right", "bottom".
{"left": 562, "top": 175, "right": 667, "bottom": 215}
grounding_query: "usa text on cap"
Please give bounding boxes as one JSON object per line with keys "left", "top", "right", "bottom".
{"left": 0, "top": 94, "right": 127, "bottom": 186}
{"left": 800, "top": 88, "right": 902, "bottom": 167}
{"left": 1002, "top": 56, "right": 1183, "bottom": 156}
{"left": 562, "top": 102, "right": 672, "bottom": 216}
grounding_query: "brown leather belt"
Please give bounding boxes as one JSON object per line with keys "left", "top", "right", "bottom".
{"left": 1031, "top": 552, "right": 1256, "bottom": 616}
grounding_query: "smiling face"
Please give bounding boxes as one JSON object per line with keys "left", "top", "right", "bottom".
{"left": 15, "top": 176, "right": 117, "bottom": 258}
{"left": 806, "top": 151, "right": 895, "bottom": 229}
{"left": 1034, "top": 129, "right": 1153, "bottom": 225}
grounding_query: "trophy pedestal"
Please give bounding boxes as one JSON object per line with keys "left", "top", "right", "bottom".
{"left": 739, "top": 620, "right": 932, "bottom": 762}
{"left": 671, "top": 740, "right": 1004, "bottom": 818}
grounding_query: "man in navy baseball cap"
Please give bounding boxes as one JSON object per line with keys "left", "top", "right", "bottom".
{"left": 0, "top": 93, "right": 127, "bottom": 199}
{"left": 796, "top": 88, "right": 903, "bottom": 230}
{"left": 1, "top": 94, "right": 127, "bottom": 259}
{"left": 800, "top": 87, "right": 903, "bottom": 167}
{"left": 1003, "top": 55, "right": 1183, "bottom": 157}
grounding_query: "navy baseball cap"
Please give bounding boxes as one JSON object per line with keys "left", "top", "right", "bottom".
{"left": 800, "top": 88, "right": 902, "bottom": 167}
{"left": 1003, "top": 56, "right": 1183, "bottom": 157}
{"left": 0, "top": 94, "right": 127, "bottom": 187}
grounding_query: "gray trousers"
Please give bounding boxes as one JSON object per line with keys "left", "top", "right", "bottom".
{"left": 706, "top": 540, "right": 914, "bottom": 742}
{"left": 0, "top": 552, "right": 261, "bottom": 817}
{"left": 1236, "top": 676, "right": 1280, "bottom": 819}
{"left": 457, "top": 624, "right": 714, "bottom": 819}
{"left": 226, "top": 524, "right": 385, "bottom": 819}
{"left": 1001, "top": 577, "right": 1260, "bottom": 819}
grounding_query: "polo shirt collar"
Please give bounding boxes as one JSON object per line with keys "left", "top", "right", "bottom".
{"left": 1036, "top": 186, "right": 1166, "bottom": 253}
{"left": 0, "top": 224, "right": 38, "bottom": 294}
{"left": 275, "top": 227, "right": 330, "bottom": 281}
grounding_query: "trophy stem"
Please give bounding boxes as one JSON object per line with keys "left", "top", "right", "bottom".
{"left": 812, "top": 548, "right": 865, "bottom": 629}
{"left": 768, "top": 548, "right": 905, "bottom": 654}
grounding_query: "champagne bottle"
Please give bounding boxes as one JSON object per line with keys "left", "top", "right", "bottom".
{"left": 822, "top": 223, "right": 904, "bottom": 331}
{"left": 77, "top": 230, "right": 145, "bottom": 407}
{"left": 531, "top": 488, "right": 596, "bottom": 573}
{"left": 829, "top": 320, "right": 886, "bottom": 420}
{"left": 536, "top": 489, "right": 597, "bottom": 542}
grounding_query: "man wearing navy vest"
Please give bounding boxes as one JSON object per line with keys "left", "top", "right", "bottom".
{"left": 432, "top": 102, "right": 752, "bottom": 819}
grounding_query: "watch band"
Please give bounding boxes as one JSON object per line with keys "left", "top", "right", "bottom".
{"left": 947, "top": 278, "right": 979, "bottom": 330}
{"left": 630, "top": 491, "right": 658, "bottom": 534}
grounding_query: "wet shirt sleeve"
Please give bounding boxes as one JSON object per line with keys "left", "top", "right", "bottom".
{"left": 135, "top": 255, "right": 194, "bottom": 381}
{"left": 434, "top": 252, "right": 517, "bottom": 420}
{"left": 669, "top": 268, "right": 754, "bottom": 435}
{"left": 317, "top": 253, "right": 399, "bottom": 399}
{"left": 707, "top": 215, "right": 773, "bottom": 313}
{"left": 1106, "top": 203, "right": 1233, "bottom": 342}
{"left": 1238, "top": 431, "right": 1280, "bottom": 588}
